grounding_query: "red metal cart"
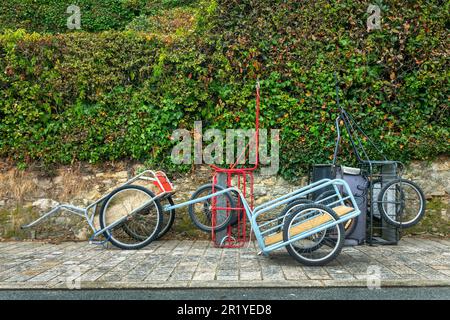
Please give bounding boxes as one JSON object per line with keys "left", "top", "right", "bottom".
{"left": 210, "top": 82, "right": 261, "bottom": 248}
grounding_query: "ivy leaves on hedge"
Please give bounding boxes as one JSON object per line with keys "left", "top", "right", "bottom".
{"left": 0, "top": 0, "right": 448, "bottom": 179}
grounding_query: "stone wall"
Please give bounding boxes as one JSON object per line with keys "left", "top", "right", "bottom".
{"left": 402, "top": 159, "right": 449, "bottom": 236}
{"left": 0, "top": 157, "right": 448, "bottom": 241}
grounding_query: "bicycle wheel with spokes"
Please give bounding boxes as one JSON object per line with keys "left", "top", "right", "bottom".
{"left": 99, "top": 185, "right": 162, "bottom": 250}
{"left": 283, "top": 204, "right": 345, "bottom": 266}
{"left": 276, "top": 198, "right": 314, "bottom": 232}
{"left": 279, "top": 199, "right": 314, "bottom": 226}
{"left": 123, "top": 195, "right": 175, "bottom": 241}
{"left": 377, "top": 178, "right": 425, "bottom": 228}
{"left": 188, "top": 184, "right": 234, "bottom": 232}
{"left": 280, "top": 202, "right": 326, "bottom": 253}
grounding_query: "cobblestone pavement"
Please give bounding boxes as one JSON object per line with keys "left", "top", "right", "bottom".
{"left": 0, "top": 237, "right": 449, "bottom": 289}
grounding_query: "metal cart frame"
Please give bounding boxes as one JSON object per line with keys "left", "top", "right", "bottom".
{"left": 21, "top": 170, "right": 173, "bottom": 244}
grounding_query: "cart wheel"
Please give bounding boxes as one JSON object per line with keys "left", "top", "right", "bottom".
{"left": 123, "top": 195, "right": 175, "bottom": 241}
{"left": 283, "top": 204, "right": 345, "bottom": 266}
{"left": 277, "top": 199, "right": 314, "bottom": 231}
{"left": 377, "top": 178, "right": 425, "bottom": 228}
{"left": 99, "top": 185, "right": 162, "bottom": 250}
{"left": 279, "top": 201, "right": 326, "bottom": 253}
{"left": 370, "top": 179, "right": 403, "bottom": 221}
{"left": 156, "top": 195, "right": 176, "bottom": 239}
{"left": 188, "top": 184, "right": 234, "bottom": 233}
{"left": 229, "top": 189, "right": 245, "bottom": 226}
{"left": 315, "top": 190, "right": 358, "bottom": 237}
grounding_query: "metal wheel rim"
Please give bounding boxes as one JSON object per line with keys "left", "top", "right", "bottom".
{"left": 287, "top": 208, "right": 341, "bottom": 263}
{"left": 102, "top": 188, "right": 160, "bottom": 247}
{"left": 284, "top": 204, "right": 326, "bottom": 248}
{"left": 191, "top": 188, "right": 231, "bottom": 230}
{"left": 381, "top": 182, "right": 423, "bottom": 225}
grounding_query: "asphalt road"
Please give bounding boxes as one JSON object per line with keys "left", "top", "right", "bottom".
{"left": 0, "top": 287, "right": 449, "bottom": 300}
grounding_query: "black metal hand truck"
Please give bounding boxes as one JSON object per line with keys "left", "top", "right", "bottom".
{"left": 332, "top": 73, "right": 426, "bottom": 245}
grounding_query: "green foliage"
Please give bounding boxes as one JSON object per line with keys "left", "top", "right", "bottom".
{"left": 126, "top": 7, "right": 197, "bottom": 36}
{"left": 0, "top": 0, "right": 448, "bottom": 179}
{"left": 0, "top": 1, "right": 137, "bottom": 33}
{"left": 0, "top": 0, "right": 202, "bottom": 33}
{"left": 202, "top": 0, "right": 449, "bottom": 177}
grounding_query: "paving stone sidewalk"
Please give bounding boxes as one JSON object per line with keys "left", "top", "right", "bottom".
{"left": 0, "top": 237, "right": 449, "bottom": 289}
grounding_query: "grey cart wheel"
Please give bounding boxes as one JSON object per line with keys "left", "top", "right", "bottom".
{"left": 377, "top": 178, "right": 426, "bottom": 228}
{"left": 100, "top": 185, "right": 163, "bottom": 250}
{"left": 283, "top": 204, "right": 345, "bottom": 266}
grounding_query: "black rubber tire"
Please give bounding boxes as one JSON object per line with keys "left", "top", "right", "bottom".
{"left": 123, "top": 195, "right": 176, "bottom": 241}
{"left": 315, "top": 190, "right": 358, "bottom": 237}
{"left": 370, "top": 179, "right": 406, "bottom": 220}
{"left": 314, "top": 190, "right": 338, "bottom": 206}
{"left": 283, "top": 204, "right": 345, "bottom": 266}
{"left": 377, "top": 178, "right": 426, "bottom": 228}
{"left": 188, "top": 184, "right": 234, "bottom": 233}
{"left": 277, "top": 199, "right": 314, "bottom": 231}
{"left": 229, "top": 190, "right": 245, "bottom": 226}
{"left": 156, "top": 196, "right": 176, "bottom": 239}
{"left": 99, "top": 185, "right": 163, "bottom": 250}
{"left": 280, "top": 202, "right": 326, "bottom": 253}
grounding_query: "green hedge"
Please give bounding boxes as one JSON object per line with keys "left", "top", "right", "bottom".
{"left": 0, "top": 0, "right": 448, "bottom": 178}
{"left": 0, "top": 1, "right": 138, "bottom": 33}
{"left": 203, "top": 0, "right": 449, "bottom": 177}
{"left": 0, "top": 0, "right": 199, "bottom": 33}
